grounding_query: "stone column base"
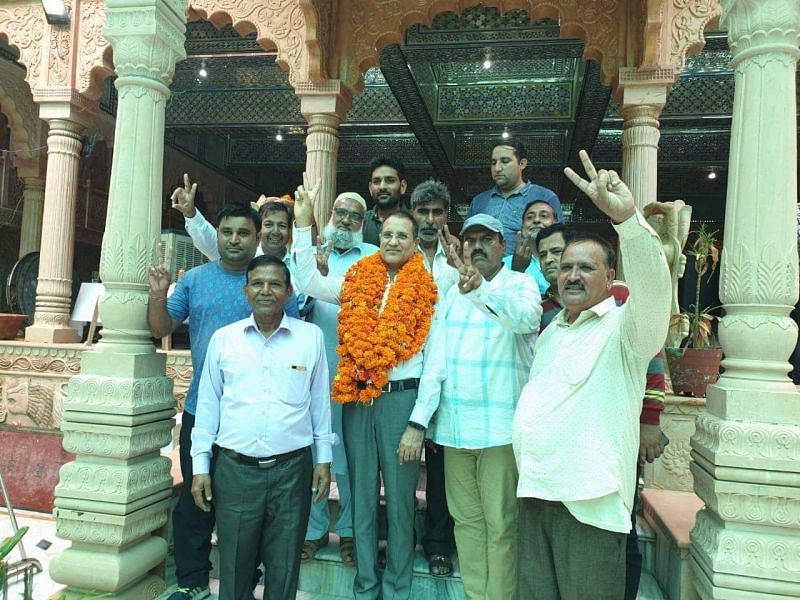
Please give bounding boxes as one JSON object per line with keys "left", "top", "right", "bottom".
{"left": 25, "top": 324, "right": 80, "bottom": 344}
{"left": 50, "top": 574, "right": 165, "bottom": 600}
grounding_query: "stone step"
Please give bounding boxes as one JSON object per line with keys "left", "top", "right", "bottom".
{"left": 642, "top": 488, "right": 704, "bottom": 600}
{"left": 298, "top": 535, "right": 466, "bottom": 599}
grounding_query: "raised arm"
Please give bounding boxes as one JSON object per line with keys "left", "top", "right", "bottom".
{"left": 147, "top": 264, "right": 180, "bottom": 338}
{"left": 564, "top": 151, "right": 671, "bottom": 358}
{"left": 444, "top": 238, "right": 542, "bottom": 333}
{"left": 172, "top": 174, "right": 221, "bottom": 261}
{"left": 290, "top": 174, "right": 344, "bottom": 304}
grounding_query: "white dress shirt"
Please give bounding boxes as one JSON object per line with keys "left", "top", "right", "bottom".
{"left": 512, "top": 211, "right": 671, "bottom": 533}
{"left": 291, "top": 225, "right": 428, "bottom": 380}
{"left": 419, "top": 241, "right": 459, "bottom": 300}
{"left": 412, "top": 266, "right": 541, "bottom": 447}
{"left": 191, "top": 314, "right": 335, "bottom": 475}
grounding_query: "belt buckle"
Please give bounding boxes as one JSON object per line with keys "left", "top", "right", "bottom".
{"left": 257, "top": 457, "right": 277, "bottom": 469}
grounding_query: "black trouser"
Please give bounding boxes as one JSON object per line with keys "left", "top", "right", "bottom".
{"left": 422, "top": 442, "right": 455, "bottom": 557}
{"left": 517, "top": 498, "right": 626, "bottom": 600}
{"left": 173, "top": 411, "right": 215, "bottom": 588}
{"left": 214, "top": 447, "right": 313, "bottom": 600}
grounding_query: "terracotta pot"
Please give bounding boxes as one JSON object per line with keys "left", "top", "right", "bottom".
{"left": 665, "top": 347, "right": 723, "bottom": 397}
{"left": 0, "top": 313, "right": 27, "bottom": 340}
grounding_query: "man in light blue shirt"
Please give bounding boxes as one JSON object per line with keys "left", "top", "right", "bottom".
{"left": 469, "top": 138, "right": 563, "bottom": 256}
{"left": 191, "top": 254, "right": 334, "bottom": 600}
{"left": 302, "top": 192, "right": 378, "bottom": 565}
{"left": 170, "top": 174, "right": 305, "bottom": 312}
{"left": 502, "top": 196, "right": 565, "bottom": 294}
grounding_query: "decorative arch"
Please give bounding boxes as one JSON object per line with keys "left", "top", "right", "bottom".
{"left": 340, "top": 0, "right": 627, "bottom": 93}
{"left": 76, "top": 0, "right": 115, "bottom": 100}
{"left": 0, "top": 4, "right": 46, "bottom": 93}
{"left": 187, "top": 0, "right": 328, "bottom": 86}
{"left": 639, "top": 0, "right": 722, "bottom": 73}
{"left": 0, "top": 58, "right": 43, "bottom": 162}
{"left": 0, "top": 0, "right": 113, "bottom": 103}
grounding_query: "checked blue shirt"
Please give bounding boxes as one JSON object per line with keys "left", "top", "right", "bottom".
{"left": 412, "top": 265, "right": 542, "bottom": 449}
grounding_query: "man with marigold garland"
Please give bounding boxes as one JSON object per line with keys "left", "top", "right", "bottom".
{"left": 290, "top": 174, "right": 438, "bottom": 600}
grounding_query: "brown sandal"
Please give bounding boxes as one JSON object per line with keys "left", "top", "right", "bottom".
{"left": 339, "top": 536, "right": 355, "bottom": 565}
{"left": 301, "top": 533, "right": 329, "bottom": 562}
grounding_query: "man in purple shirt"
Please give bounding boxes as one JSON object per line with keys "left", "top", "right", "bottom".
{"left": 469, "top": 138, "right": 563, "bottom": 256}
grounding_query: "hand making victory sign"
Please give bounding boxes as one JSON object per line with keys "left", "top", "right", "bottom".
{"left": 171, "top": 173, "right": 198, "bottom": 218}
{"left": 293, "top": 171, "right": 320, "bottom": 229}
{"left": 441, "top": 231, "right": 483, "bottom": 294}
{"left": 564, "top": 150, "right": 636, "bottom": 224}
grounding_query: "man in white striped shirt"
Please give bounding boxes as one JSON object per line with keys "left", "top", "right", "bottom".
{"left": 412, "top": 213, "right": 542, "bottom": 600}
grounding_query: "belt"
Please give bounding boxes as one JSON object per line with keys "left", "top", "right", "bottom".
{"left": 356, "top": 377, "right": 419, "bottom": 393}
{"left": 219, "top": 446, "right": 308, "bottom": 468}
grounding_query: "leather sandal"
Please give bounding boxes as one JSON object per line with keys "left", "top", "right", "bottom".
{"left": 301, "top": 532, "right": 329, "bottom": 562}
{"left": 428, "top": 554, "right": 453, "bottom": 577}
{"left": 339, "top": 536, "right": 355, "bottom": 565}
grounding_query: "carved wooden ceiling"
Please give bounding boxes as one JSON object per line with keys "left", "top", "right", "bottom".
{"left": 6, "top": 5, "right": 800, "bottom": 225}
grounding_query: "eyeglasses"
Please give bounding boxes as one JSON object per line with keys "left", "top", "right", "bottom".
{"left": 333, "top": 208, "right": 364, "bottom": 223}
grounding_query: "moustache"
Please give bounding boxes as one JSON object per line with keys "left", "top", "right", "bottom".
{"left": 471, "top": 251, "right": 487, "bottom": 260}
{"left": 564, "top": 283, "right": 584, "bottom": 290}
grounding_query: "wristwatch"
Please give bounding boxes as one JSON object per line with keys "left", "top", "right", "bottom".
{"left": 408, "top": 421, "right": 426, "bottom": 432}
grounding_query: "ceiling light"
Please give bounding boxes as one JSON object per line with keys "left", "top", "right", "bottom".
{"left": 198, "top": 60, "right": 208, "bottom": 78}
{"left": 41, "top": 0, "right": 70, "bottom": 25}
{"left": 275, "top": 130, "right": 283, "bottom": 142}
{"left": 501, "top": 126, "right": 510, "bottom": 140}
{"left": 482, "top": 49, "right": 493, "bottom": 70}
{"left": 707, "top": 171, "right": 717, "bottom": 180}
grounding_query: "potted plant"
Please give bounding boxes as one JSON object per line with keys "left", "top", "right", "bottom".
{"left": 1, "top": 526, "right": 30, "bottom": 600}
{"left": 665, "top": 224, "right": 723, "bottom": 397}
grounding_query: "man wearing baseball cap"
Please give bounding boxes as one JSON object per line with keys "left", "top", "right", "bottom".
{"left": 411, "top": 213, "right": 542, "bottom": 600}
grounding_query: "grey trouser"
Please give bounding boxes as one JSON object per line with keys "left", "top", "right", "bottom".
{"left": 343, "top": 388, "right": 420, "bottom": 600}
{"left": 517, "top": 497, "right": 626, "bottom": 600}
{"left": 213, "top": 447, "right": 313, "bottom": 600}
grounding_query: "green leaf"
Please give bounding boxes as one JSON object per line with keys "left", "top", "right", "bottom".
{"left": 0, "top": 526, "right": 28, "bottom": 561}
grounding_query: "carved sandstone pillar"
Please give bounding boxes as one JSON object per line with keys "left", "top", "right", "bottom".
{"left": 689, "top": 1, "right": 800, "bottom": 598}
{"left": 24, "top": 119, "right": 83, "bottom": 343}
{"left": 48, "top": 1, "right": 186, "bottom": 598}
{"left": 617, "top": 69, "right": 675, "bottom": 210}
{"left": 18, "top": 175, "right": 45, "bottom": 258}
{"left": 298, "top": 84, "right": 352, "bottom": 226}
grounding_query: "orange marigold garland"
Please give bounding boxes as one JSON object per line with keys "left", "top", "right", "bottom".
{"left": 333, "top": 253, "right": 437, "bottom": 403}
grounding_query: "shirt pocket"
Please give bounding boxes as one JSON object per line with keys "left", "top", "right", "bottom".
{"left": 275, "top": 363, "right": 310, "bottom": 406}
{"left": 551, "top": 328, "right": 608, "bottom": 387}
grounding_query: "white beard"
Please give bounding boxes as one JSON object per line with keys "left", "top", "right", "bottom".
{"left": 323, "top": 222, "right": 363, "bottom": 250}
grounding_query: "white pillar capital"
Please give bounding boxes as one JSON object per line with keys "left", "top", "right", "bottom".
{"left": 722, "top": 0, "right": 800, "bottom": 64}
{"left": 103, "top": 0, "right": 187, "bottom": 85}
